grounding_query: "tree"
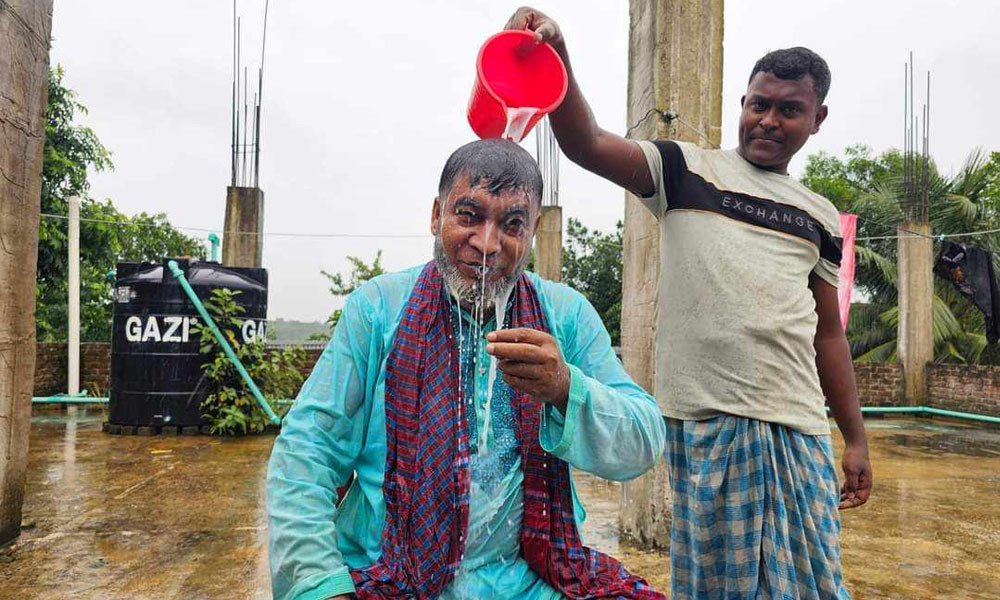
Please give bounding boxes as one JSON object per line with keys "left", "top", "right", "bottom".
{"left": 36, "top": 67, "right": 204, "bottom": 342}
{"left": 314, "top": 251, "right": 385, "bottom": 337}
{"left": 561, "top": 218, "right": 624, "bottom": 346}
{"left": 802, "top": 145, "right": 1000, "bottom": 364}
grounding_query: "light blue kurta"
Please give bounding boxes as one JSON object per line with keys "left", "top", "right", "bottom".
{"left": 267, "top": 265, "right": 666, "bottom": 600}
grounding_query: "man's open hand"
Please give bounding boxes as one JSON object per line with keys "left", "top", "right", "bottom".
{"left": 486, "top": 328, "right": 570, "bottom": 413}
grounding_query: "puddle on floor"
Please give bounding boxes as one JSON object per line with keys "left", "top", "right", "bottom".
{"left": 2, "top": 410, "right": 998, "bottom": 599}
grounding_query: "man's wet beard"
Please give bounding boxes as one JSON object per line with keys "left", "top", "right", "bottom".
{"left": 433, "top": 235, "right": 523, "bottom": 312}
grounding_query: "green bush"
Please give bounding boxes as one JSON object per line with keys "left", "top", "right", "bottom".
{"left": 194, "top": 288, "right": 306, "bottom": 435}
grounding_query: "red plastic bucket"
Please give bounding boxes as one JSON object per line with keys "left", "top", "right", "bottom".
{"left": 467, "top": 30, "right": 568, "bottom": 142}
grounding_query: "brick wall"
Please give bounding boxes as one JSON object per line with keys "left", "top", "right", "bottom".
{"left": 853, "top": 362, "right": 906, "bottom": 407}
{"left": 927, "top": 364, "right": 1000, "bottom": 416}
{"left": 32, "top": 342, "right": 111, "bottom": 396}
{"left": 81, "top": 343, "right": 111, "bottom": 395}
{"left": 36, "top": 344, "right": 1000, "bottom": 417}
{"left": 33, "top": 342, "right": 67, "bottom": 396}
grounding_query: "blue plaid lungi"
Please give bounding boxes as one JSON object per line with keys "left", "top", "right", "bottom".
{"left": 665, "top": 415, "right": 851, "bottom": 600}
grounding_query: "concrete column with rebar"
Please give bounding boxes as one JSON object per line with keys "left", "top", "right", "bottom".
{"left": 222, "top": 186, "right": 265, "bottom": 268}
{"left": 619, "top": 0, "right": 724, "bottom": 548}
{"left": 897, "top": 222, "right": 934, "bottom": 403}
{"left": 535, "top": 206, "right": 563, "bottom": 281}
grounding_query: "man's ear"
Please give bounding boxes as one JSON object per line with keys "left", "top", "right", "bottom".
{"left": 431, "top": 196, "right": 442, "bottom": 235}
{"left": 813, "top": 104, "right": 829, "bottom": 134}
{"left": 740, "top": 94, "right": 746, "bottom": 108}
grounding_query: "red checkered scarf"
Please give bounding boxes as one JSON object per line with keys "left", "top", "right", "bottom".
{"left": 350, "top": 262, "right": 664, "bottom": 600}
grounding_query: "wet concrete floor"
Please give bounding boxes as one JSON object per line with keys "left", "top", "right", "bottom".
{"left": 2, "top": 407, "right": 998, "bottom": 599}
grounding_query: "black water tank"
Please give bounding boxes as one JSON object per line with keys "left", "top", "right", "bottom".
{"left": 108, "top": 258, "right": 268, "bottom": 428}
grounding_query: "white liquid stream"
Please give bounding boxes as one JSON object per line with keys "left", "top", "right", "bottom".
{"left": 479, "top": 283, "right": 513, "bottom": 455}
{"left": 502, "top": 106, "right": 540, "bottom": 143}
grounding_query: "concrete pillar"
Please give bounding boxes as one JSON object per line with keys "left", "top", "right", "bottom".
{"left": 222, "top": 186, "right": 264, "bottom": 268}
{"left": 897, "top": 221, "right": 934, "bottom": 404}
{"left": 1, "top": 0, "right": 53, "bottom": 544}
{"left": 619, "top": 0, "right": 724, "bottom": 548}
{"left": 535, "top": 206, "right": 562, "bottom": 282}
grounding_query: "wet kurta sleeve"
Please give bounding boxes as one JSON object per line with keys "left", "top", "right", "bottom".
{"left": 539, "top": 291, "right": 666, "bottom": 481}
{"left": 267, "top": 291, "right": 379, "bottom": 600}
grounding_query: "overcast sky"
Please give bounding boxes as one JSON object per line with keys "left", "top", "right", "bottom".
{"left": 49, "top": 1, "right": 1000, "bottom": 322}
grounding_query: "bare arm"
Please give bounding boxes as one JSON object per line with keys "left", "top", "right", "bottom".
{"left": 504, "top": 7, "right": 655, "bottom": 197}
{"left": 810, "top": 274, "right": 872, "bottom": 510}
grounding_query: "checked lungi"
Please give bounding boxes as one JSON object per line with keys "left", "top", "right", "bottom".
{"left": 665, "top": 415, "right": 851, "bottom": 600}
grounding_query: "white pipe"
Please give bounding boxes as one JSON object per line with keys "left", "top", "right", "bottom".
{"left": 68, "top": 196, "right": 80, "bottom": 396}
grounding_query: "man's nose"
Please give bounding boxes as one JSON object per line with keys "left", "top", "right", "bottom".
{"left": 470, "top": 223, "right": 501, "bottom": 257}
{"left": 759, "top": 108, "right": 780, "bottom": 130}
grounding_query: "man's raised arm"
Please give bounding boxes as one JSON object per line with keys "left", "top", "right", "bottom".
{"left": 504, "top": 7, "right": 655, "bottom": 198}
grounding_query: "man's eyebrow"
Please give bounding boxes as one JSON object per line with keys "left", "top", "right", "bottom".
{"left": 453, "top": 197, "right": 481, "bottom": 210}
{"left": 501, "top": 205, "right": 530, "bottom": 220}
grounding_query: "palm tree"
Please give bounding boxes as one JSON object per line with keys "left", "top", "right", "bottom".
{"left": 802, "top": 146, "right": 1000, "bottom": 364}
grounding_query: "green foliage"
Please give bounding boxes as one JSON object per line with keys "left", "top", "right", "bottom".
{"left": 320, "top": 251, "right": 385, "bottom": 331}
{"left": 802, "top": 145, "right": 1000, "bottom": 364}
{"left": 560, "top": 218, "right": 623, "bottom": 346}
{"left": 37, "top": 66, "right": 204, "bottom": 342}
{"left": 194, "top": 289, "right": 306, "bottom": 435}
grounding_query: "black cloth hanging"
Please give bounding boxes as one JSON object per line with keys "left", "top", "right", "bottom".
{"left": 933, "top": 241, "right": 1000, "bottom": 344}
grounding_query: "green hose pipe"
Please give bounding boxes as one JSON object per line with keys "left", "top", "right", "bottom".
{"left": 208, "top": 233, "right": 221, "bottom": 262}
{"left": 167, "top": 260, "right": 281, "bottom": 425}
{"left": 33, "top": 396, "right": 108, "bottom": 404}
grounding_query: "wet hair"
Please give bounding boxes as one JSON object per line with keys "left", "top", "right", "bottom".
{"left": 438, "top": 138, "right": 543, "bottom": 204}
{"left": 749, "top": 47, "right": 831, "bottom": 103}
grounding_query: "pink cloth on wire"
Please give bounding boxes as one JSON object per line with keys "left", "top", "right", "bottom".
{"left": 837, "top": 213, "right": 858, "bottom": 331}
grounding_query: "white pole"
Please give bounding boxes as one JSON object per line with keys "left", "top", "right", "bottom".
{"left": 68, "top": 196, "right": 80, "bottom": 396}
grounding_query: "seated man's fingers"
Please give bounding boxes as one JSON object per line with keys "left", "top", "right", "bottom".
{"left": 501, "top": 371, "right": 536, "bottom": 395}
{"left": 487, "top": 327, "right": 545, "bottom": 345}
{"left": 486, "top": 341, "right": 544, "bottom": 363}
{"left": 496, "top": 360, "right": 541, "bottom": 379}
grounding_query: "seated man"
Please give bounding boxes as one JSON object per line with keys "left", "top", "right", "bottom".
{"left": 267, "top": 139, "right": 668, "bottom": 600}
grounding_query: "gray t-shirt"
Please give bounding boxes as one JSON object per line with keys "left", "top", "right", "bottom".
{"left": 638, "top": 140, "right": 843, "bottom": 435}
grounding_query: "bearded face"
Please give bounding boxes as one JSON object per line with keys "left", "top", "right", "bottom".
{"left": 430, "top": 173, "right": 538, "bottom": 312}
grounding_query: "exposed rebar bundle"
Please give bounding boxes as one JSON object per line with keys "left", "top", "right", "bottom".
{"left": 903, "top": 52, "right": 931, "bottom": 222}
{"left": 231, "top": 0, "right": 269, "bottom": 188}
{"left": 535, "top": 117, "right": 560, "bottom": 207}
